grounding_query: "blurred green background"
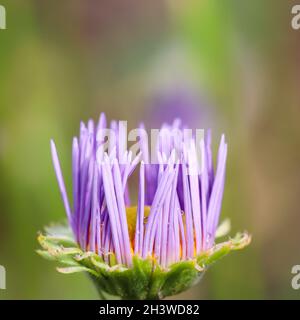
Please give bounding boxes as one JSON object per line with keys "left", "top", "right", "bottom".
{"left": 0, "top": 0, "right": 300, "bottom": 299}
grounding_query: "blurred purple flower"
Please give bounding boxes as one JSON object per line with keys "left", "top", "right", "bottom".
{"left": 50, "top": 113, "right": 227, "bottom": 267}
{"left": 144, "top": 89, "right": 214, "bottom": 130}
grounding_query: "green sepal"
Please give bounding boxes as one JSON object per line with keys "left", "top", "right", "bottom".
{"left": 37, "top": 224, "right": 251, "bottom": 300}
{"left": 57, "top": 266, "right": 99, "bottom": 277}
{"left": 161, "top": 260, "right": 201, "bottom": 298}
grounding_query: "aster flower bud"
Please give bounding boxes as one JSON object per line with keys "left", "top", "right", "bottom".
{"left": 37, "top": 113, "right": 251, "bottom": 300}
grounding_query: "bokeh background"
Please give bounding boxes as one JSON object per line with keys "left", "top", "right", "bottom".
{"left": 0, "top": 0, "right": 300, "bottom": 299}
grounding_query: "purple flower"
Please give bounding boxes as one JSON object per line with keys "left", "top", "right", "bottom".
{"left": 50, "top": 113, "right": 227, "bottom": 268}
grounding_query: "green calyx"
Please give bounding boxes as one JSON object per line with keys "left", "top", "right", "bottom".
{"left": 37, "top": 224, "right": 251, "bottom": 300}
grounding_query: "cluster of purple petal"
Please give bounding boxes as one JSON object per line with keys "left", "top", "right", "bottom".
{"left": 51, "top": 113, "right": 227, "bottom": 268}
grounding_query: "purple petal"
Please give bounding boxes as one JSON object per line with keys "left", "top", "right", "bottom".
{"left": 50, "top": 140, "right": 72, "bottom": 224}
